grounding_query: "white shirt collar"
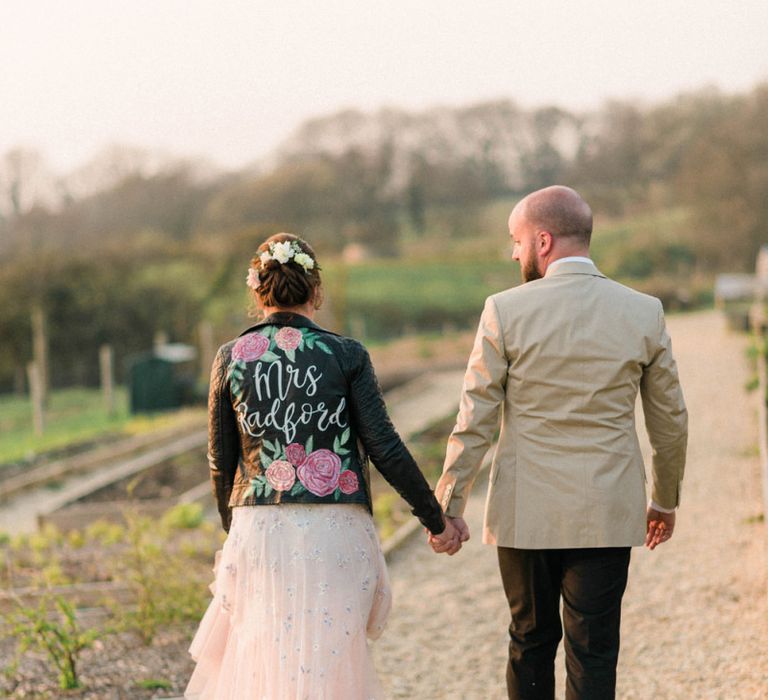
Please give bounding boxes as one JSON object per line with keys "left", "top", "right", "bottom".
{"left": 547, "top": 256, "right": 595, "bottom": 272}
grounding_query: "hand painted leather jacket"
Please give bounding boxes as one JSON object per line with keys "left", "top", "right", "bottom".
{"left": 207, "top": 312, "right": 445, "bottom": 535}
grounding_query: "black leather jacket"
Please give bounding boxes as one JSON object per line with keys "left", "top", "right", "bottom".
{"left": 207, "top": 312, "right": 445, "bottom": 535}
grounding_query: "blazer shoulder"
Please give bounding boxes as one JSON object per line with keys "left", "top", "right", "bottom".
{"left": 488, "top": 278, "right": 550, "bottom": 309}
{"left": 602, "top": 277, "right": 664, "bottom": 312}
{"left": 489, "top": 282, "right": 536, "bottom": 306}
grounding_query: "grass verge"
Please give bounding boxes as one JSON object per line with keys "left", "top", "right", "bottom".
{"left": 0, "top": 387, "right": 204, "bottom": 467}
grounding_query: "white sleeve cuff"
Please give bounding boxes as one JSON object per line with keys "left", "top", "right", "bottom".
{"left": 649, "top": 500, "right": 676, "bottom": 514}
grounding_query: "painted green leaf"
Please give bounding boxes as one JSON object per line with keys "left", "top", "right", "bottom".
{"left": 244, "top": 483, "right": 256, "bottom": 498}
{"left": 260, "top": 452, "right": 272, "bottom": 469}
{"left": 290, "top": 480, "right": 305, "bottom": 496}
{"left": 340, "top": 427, "right": 350, "bottom": 445}
{"left": 337, "top": 447, "right": 350, "bottom": 456}
{"left": 255, "top": 480, "right": 264, "bottom": 497}
{"left": 315, "top": 340, "right": 333, "bottom": 354}
{"left": 305, "top": 435, "right": 314, "bottom": 454}
{"left": 305, "top": 335, "right": 315, "bottom": 349}
{"left": 342, "top": 458, "right": 351, "bottom": 469}
{"left": 333, "top": 435, "right": 340, "bottom": 452}
{"left": 264, "top": 484, "right": 273, "bottom": 498}
{"left": 285, "top": 349, "right": 296, "bottom": 363}
{"left": 333, "top": 488, "right": 341, "bottom": 501}
{"left": 262, "top": 438, "right": 276, "bottom": 454}
{"left": 260, "top": 351, "right": 280, "bottom": 363}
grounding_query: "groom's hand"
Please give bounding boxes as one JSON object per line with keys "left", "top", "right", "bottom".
{"left": 448, "top": 516, "right": 470, "bottom": 543}
{"left": 645, "top": 507, "right": 675, "bottom": 550}
{"left": 428, "top": 517, "right": 462, "bottom": 555}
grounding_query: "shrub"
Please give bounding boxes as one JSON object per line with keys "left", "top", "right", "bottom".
{"left": 161, "top": 502, "right": 204, "bottom": 530}
{"left": 109, "top": 509, "right": 209, "bottom": 645}
{"left": 4, "top": 594, "right": 103, "bottom": 690}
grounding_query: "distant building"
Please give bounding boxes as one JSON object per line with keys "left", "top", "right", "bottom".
{"left": 714, "top": 273, "right": 755, "bottom": 308}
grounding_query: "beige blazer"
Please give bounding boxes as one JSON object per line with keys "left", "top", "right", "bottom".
{"left": 435, "top": 261, "right": 688, "bottom": 548}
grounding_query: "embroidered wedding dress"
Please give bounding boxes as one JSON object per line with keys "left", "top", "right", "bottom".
{"left": 184, "top": 504, "right": 391, "bottom": 699}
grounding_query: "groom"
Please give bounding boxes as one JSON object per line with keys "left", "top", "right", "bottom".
{"left": 430, "top": 186, "right": 688, "bottom": 699}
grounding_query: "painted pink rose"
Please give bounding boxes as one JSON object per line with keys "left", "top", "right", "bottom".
{"left": 265, "top": 460, "right": 296, "bottom": 491}
{"left": 297, "top": 449, "right": 341, "bottom": 497}
{"left": 232, "top": 333, "right": 270, "bottom": 362}
{"left": 285, "top": 443, "right": 307, "bottom": 466}
{"left": 275, "top": 326, "right": 302, "bottom": 352}
{"left": 338, "top": 470, "right": 359, "bottom": 494}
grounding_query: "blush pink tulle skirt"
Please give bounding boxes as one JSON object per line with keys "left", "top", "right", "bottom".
{"left": 185, "top": 504, "right": 392, "bottom": 700}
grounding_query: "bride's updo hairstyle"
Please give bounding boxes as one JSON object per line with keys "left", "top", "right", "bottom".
{"left": 248, "top": 233, "right": 323, "bottom": 311}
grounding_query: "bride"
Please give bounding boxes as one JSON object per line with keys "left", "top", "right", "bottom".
{"left": 185, "top": 233, "right": 460, "bottom": 699}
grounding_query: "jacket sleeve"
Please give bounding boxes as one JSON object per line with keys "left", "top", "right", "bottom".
{"left": 640, "top": 301, "right": 688, "bottom": 510}
{"left": 346, "top": 341, "right": 445, "bottom": 535}
{"left": 436, "top": 296, "right": 508, "bottom": 517}
{"left": 207, "top": 346, "right": 240, "bottom": 532}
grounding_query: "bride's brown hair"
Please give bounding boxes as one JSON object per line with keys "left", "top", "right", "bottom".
{"left": 250, "top": 233, "right": 323, "bottom": 311}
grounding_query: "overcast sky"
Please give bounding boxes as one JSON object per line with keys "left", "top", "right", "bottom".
{"left": 2, "top": 1, "right": 767, "bottom": 172}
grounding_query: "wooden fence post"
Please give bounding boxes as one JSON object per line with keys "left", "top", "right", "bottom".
{"left": 99, "top": 344, "right": 115, "bottom": 416}
{"left": 31, "top": 306, "right": 49, "bottom": 407}
{"left": 27, "top": 360, "right": 44, "bottom": 436}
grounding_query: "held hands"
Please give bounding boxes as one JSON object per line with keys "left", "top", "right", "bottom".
{"left": 427, "top": 516, "right": 471, "bottom": 556}
{"left": 645, "top": 507, "right": 675, "bottom": 550}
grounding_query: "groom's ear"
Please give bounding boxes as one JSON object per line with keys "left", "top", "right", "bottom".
{"left": 536, "top": 230, "right": 554, "bottom": 255}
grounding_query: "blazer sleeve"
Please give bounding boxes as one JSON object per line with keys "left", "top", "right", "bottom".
{"left": 640, "top": 301, "right": 688, "bottom": 510}
{"left": 436, "top": 296, "right": 508, "bottom": 517}
{"left": 346, "top": 341, "right": 445, "bottom": 535}
{"left": 207, "top": 346, "right": 240, "bottom": 532}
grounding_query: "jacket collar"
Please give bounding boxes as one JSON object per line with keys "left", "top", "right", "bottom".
{"left": 544, "top": 259, "right": 606, "bottom": 280}
{"left": 238, "top": 311, "right": 339, "bottom": 337}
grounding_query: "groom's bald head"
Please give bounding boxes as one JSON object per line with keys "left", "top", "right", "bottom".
{"left": 514, "top": 186, "right": 593, "bottom": 246}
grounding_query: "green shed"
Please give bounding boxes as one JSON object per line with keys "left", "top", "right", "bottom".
{"left": 128, "top": 343, "right": 198, "bottom": 413}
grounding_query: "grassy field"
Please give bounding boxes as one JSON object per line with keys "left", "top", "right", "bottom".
{"left": 323, "top": 258, "right": 519, "bottom": 339}
{"left": 0, "top": 388, "right": 204, "bottom": 466}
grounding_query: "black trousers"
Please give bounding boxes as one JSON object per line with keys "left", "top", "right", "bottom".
{"left": 497, "top": 546, "right": 631, "bottom": 700}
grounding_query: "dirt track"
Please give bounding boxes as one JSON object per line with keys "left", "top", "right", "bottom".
{"left": 373, "top": 310, "right": 768, "bottom": 699}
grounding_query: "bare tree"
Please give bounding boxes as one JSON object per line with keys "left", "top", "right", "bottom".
{"left": 0, "top": 148, "right": 51, "bottom": 216}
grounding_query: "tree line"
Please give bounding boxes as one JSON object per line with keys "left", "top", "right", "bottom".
{"left": 0, "top": 82, "right": 766, "bottom": 392}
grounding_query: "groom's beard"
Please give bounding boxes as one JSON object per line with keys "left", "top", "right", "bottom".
{"left": 521, "top": 256, "right": 543, "bottom": 283}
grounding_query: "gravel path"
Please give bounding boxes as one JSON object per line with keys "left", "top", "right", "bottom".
{"left": 387, "top": 370, "right": 466, "bottom": 438}
{"left": 373, "top": 310, "right": 768, "bottom": 699}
